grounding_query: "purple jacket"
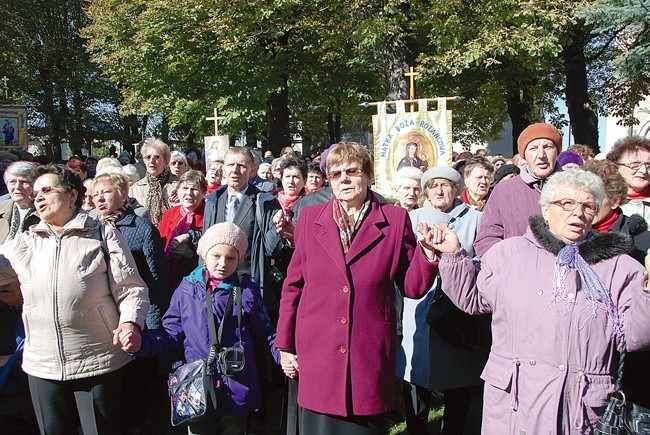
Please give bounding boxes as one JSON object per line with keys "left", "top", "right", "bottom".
{"left": 137, "top": 268, "right": 280, "bottom": 415}
{"left": 275, "top": 193, "right": 438, "bottom": 416}
{"left": 439, "top": 217, "right": 650, "bottom": 434}
{"left": 474, "top": 165, "right": 556, "bottom": 257}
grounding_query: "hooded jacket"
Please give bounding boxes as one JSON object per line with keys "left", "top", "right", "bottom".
{"left": 439, "top": 216, "right": 650, "bottom": 434}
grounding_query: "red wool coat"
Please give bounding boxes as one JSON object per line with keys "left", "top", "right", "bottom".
{"left": 275, "top": 194, "right": 438, "bottom": 417}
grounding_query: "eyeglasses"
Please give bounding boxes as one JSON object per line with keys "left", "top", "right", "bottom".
{"left": 549, "top": 199, "right": 599, "bottom": 216}
{"left": 328, "top": 167, "right": 364, "bottom": 181}
{"left": 143, "top": 154, "right": 162, "bottom": 161}
{"left": 617, "top": 161, "right": 650, "bottom": 171}
{"left": 30, "top": 185, "right": 67, "bottom": 199}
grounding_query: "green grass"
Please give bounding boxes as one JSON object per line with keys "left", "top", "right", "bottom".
{"left": 389, "top": 406, "right": 444, "bottom": 435}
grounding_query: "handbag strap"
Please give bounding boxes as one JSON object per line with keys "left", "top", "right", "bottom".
{"left": 217, "top": 280, "right": 243, "bottom": 346}
{"left": 204, "top": 269, "right": 220, "bottom": 376}
{"left": 614, "top": 340, "right": 626, "bottom": 393}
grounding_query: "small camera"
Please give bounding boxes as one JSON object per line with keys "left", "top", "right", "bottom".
{"left": 218, "top": 345, "right": 245, "bottom": 377}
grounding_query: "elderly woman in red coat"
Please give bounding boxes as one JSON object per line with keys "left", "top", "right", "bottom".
{"left": 275, "top": 142, "right": 439, "bottom": 434}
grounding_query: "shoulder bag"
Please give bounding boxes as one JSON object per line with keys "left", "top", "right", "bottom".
{"left": 596, "top": 341, "right": 650, "bottom": 434}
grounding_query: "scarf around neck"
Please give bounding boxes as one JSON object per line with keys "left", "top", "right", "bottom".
{"left": 146, "top": 167, "right": 171, "bottom": 225}
{"left": 332, "top": 195, "right": 371, "bottom": 254}
{"left": 276, "top": 190, "right": 302, "bottom": 212}
{"left": 99, "top": 204, "right": 130, "bottom": 228}
{"left": 529, "top": 215, "right": 630, "bottom": 333}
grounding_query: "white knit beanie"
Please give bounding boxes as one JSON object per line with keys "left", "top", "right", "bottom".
{"left": 197, "top": 222, "right": 248, "bottom": 262}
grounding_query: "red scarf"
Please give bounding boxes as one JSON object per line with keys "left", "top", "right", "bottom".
{"left": 460, "top": 188, "right": 487, "bottom": 211}
{"left": 628, "top": 186, "right": 650, "bottom": 200}
{"left": 276, "top": 191, "right": 302, "bottom": 212}
{"left": 206, "top": 183, "right": 220, "bottom": 195}
{"left": 592, "top": 208, "right": 620, "bottom": 233}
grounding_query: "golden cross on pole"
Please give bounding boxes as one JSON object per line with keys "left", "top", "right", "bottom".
{"left": 404, "top": 67, "right": 420, "bottom": 112}
{"left": 205, "top": 107, "right": 226, "bottom": 136}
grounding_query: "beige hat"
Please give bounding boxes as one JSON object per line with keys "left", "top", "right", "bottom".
{"left": 197, "top": 222, "right": 248, "bottom": 262}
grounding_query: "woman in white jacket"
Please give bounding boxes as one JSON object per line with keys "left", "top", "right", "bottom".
{"left": 0, "top": 164, "right": 149, "bottom": 435}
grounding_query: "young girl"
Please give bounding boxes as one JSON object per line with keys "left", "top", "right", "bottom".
{"left": 119, "top": 222, "right": 280, "bottom": 435}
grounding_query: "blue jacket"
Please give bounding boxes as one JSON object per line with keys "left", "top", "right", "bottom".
{"left": 115, "top": 209, "right": 169, "bottom": 330}
{"left": 137, "top": 267, "right": 280, "bottom": 415}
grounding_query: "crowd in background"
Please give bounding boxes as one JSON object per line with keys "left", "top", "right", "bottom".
{"left": 1, "top": 127, "right": 650, "bottom": 435}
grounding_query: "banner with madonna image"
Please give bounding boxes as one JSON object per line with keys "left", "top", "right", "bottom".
{"left": 372, "top": 98, "right": 453, "bottom": 198}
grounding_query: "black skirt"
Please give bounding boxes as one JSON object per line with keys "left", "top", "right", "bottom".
{"left": 300, "top": 407, "right": 389, "bottom": 435}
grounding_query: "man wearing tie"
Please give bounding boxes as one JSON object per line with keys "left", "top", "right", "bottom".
{"left": 201, "top": 147, "right": 285, "bottom": 315}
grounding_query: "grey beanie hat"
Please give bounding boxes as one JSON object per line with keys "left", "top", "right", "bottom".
{"left": 420, "top": 166, "right": 463, "bottom": 190}
{"left": 197, "top": 222, "right": 249, "bottom": 262}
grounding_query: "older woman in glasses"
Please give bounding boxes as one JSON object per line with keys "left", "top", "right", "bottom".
{"left": 276, "top": 141, "right": 439, "bottom": 434}
{"left": 606, "top": 136, "right": 650, "bottom": 227}
{"left": 430, "top": 169, "right": 650, "bottom": 434}
{"left": 0, "top": 164, "right": 149, "bottom": 434}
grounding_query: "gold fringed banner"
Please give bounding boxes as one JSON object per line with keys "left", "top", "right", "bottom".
{"left": 372, "top": 99, "right": 453, "bottom": 198}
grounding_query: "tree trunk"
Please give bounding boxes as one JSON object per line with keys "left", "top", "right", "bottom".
{"left": 327, "top": 99, "right": 341, "bottom": 144}
{"left": 267, "top": 73, "right": 291, "bottom": 155}
{"left": 563, "top": 24, "right": 599, "bottom": 153}
{"left": 505, "top": 84, "right": 535, "bottom": 156}
{"left": 385, "top": 34, "right": 418, "bottom": 102}
{"left": 70, "top": 86, "right": 84, "bottom": 156}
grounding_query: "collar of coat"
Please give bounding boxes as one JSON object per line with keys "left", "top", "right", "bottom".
{"left": 528, "top": 214, "right": 632, "bottom": 264}
{"left": 31, "top": 209, "right": 96, "bottom": 236}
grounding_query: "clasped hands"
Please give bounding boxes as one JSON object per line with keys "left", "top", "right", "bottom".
{"left": 113, "top": 322, "right": 142, "bottom": 353}
{"left": 273, "top": 210, "right": 295, "bottom": 244}
{"left": 416, "top": 222, "right": 462, "bottom": 259}
{"left": 280, "top": 350, "right": 299, "bottom": 379}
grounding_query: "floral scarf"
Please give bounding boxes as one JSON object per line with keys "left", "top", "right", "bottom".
{"left": 99, "top": 204, "right": 130, "bottom": 228}
{"left": 146, "top": 167, "right": 172, "bottom": 225}
{"left": 332, "top": 196, "right": 371, "bottom": 254}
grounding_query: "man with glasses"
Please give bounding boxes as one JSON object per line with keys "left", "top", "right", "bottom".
{"left": 129, "top": 138, "right": 178, "bottom": 225}
{"left": 606, "top": 136, "right": 650, "bottom": 226}
{"left": 474, "top": 123, "right": 563, "bottom": 257}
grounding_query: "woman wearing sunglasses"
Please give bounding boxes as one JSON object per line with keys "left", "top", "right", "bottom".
{"left": 275, "top": 141, "right": 439, "bottom": 434}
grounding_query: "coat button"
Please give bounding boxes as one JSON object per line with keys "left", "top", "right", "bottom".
{"left": 536, "top": 290, "right": 543, "bottom": 296}
{"left": 567, "top": 293, "right": 575, "bottom": 300}
{"left": 340, "top": 317, "right": 347, "bottom": 324}
{"left": 519, "top": 430, "right": 526, "bottom": 435}
{"left": 339, "top": 346, "right": 347, "bottom": 354}
{"left": 342, "top": 286, "right": 349, "bottom": 293}
{"left": 529, "top": 359, "right": 536, "bottom": 366}
{"left": 559, "top": 364, "right": 565, "bottom": 371}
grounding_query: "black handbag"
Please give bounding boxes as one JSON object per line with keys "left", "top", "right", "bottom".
{"left": 167, "top": 271, "right": 243, "bottom": 426}
{"left": 596, "top": 342, "right": 650, "bottom": 434}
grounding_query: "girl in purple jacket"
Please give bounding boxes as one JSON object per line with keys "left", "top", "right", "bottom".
{"left": 119, "top": 222, "right": 280, "bottom": 435}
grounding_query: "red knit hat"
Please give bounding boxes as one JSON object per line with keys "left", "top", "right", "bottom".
{"left": 517, "top": 123, "right": 562, "bottom": 156}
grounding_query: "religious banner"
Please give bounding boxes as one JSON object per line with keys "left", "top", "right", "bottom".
{"left": 204, "top": 135, "right": 229, "bottom": 166}
{"left": 372, "top": 98, "right": 453, "bottom": 198}
{"left": 0, "top": 105, "right": 28, "bottom": 150}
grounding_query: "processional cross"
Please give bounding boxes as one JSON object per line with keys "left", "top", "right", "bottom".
{"left": 1, "top": 76, "right": 8, "bottom": 99}
{"left": 205, "top": 108, "right": 226, "bottom": 136}
{"left": 404, "top": 67, "right": 420, "bottom": 112}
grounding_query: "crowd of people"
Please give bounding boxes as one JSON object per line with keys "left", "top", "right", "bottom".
{"left": 1, "top": 127, "right": 650, "bottom": 435}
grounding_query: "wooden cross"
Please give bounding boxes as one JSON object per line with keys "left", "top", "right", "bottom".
{"left": 404, "top": 67, "right": 420, "bottom": 112}
{"left": 205, "top": 107, "right": 226, "bottom": 136}
{"left": 1, "top": 76, "right": 8, "bottom": 99}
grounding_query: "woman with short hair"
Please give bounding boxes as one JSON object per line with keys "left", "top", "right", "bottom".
{"left": 606, "top": 136, "right": 650, "bottom": 226}
{"left": 169, "top": 150, "right": 189, "bottom": 178}
{"left": 0, "top": 164, "right": 149, "bottom": 433}
{"left": 276, "top": 141, "right": 438, "bottom": 434}
{"left": 157, "top": 170, "right": 207, "bottom": 290}
{"left": 432, "top": 169, "right": 650, "bottom": 434}
{"left": 461, "top": 156, "right": 494, "bottom": 211}
{"left": 393, "top": 166, "right": 422, "bottom": 211}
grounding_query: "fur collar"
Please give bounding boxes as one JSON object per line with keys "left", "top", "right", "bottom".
{"left": 529, "top": 215, "right": 633, "bottom": 264}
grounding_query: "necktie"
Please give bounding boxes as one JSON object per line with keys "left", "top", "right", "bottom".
{"left": 227, "top": 196, "right": 240, "bottom": 222}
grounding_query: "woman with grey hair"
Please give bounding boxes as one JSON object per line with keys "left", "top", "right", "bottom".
{"left": 393, "top": 166, "right": 422, "bottom": 211}
{"left": 0, "top": 161, "right": 40, "bottom": 243}
{"left": 169, "top": 150, "right": 189, "bottom": 178}
{"left": 397, "top": 166, "right": 486, "bottom": 434}
{"left": 129, "top": 138, "right": 178, "bottom": 225}
{"left": 430, "top": 169, "right": 650, "bottom": 434}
